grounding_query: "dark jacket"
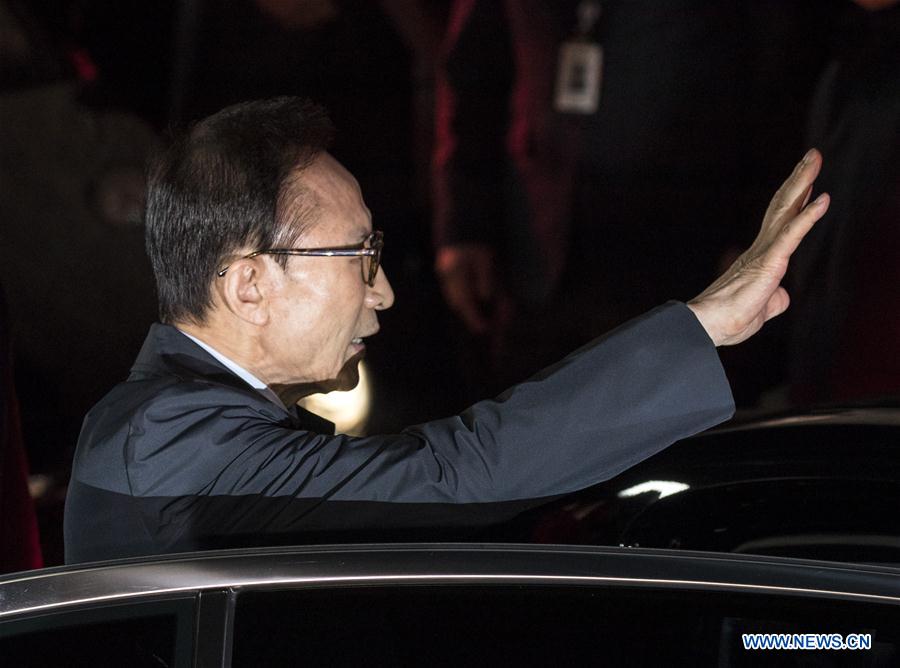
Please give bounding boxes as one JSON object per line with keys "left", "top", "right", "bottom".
{"left": 64, "top": 302, "right": 733, "bottom": 563}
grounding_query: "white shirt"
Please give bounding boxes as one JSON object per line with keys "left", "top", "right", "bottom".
{"left": 178, "top": 330, "right": 288, "bottom": 410}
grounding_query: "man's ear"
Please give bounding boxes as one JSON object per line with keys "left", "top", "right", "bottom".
{"left": 215, "top": 259, "right": 269, "bottom": 326}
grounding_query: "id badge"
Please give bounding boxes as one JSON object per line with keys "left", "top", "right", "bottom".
{"left": 554, "top": 41, "right": 603, "bottom": 114}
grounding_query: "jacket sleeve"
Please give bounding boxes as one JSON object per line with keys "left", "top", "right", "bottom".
{"left": 128, "top": 303, "right": 733, "bottom": 518}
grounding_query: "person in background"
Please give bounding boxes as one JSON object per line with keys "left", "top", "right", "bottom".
{"left": 0, "top": 283, "right": 43, "bottom": 573}
{"left": 433, "top": 0, "right": 751, "bottom": 397}
{"left": 789, "top": 0, "right": 900, "bottom": 404}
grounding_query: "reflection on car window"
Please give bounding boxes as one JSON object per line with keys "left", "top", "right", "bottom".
{"left": 233, "top": 585, "right": 900, "bottom": 667}
{"left": 620, "top": 480, "right": 900, "bottom": 565}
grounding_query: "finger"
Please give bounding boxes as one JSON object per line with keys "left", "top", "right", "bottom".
{"left": 768, "top": 192, "right": 830, "bottom": 261}
{"left": 784, "top": 149, "right": 822, "bottom": 205}
{"left": 764, "top": 286, "right": 790, "bottom": 321}
{"left": 775, "top": 184, "right": 815, "bottom": 241}
{"left": 800, "top": 184, "right": 813, "bottom": 209}
{"left": 765, "top": 149, "right": 823, "bottom": 230}
{"left": 763, "top": 183, "right": 813, "bottom": 247}
{"left": 775, "top": 185, "right": 815, "bottom": 242}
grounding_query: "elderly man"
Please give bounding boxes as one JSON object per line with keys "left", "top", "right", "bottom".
{"left": 64, "top": 98, "right": 829, "bottom": 563}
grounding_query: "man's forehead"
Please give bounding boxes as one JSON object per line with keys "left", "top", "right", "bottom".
{"left": 299, "top": 152, "right": 360, "bottom": 198}
{"left": 287, "top": 152, "right": 371, "bottom": 242}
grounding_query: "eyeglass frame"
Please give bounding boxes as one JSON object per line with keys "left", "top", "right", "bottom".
{"left": 216, "top": 230, "right": 384, "bottom": 286}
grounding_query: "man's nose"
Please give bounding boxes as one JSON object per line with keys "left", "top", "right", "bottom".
{"left": 366, "top": 266, "right": 395, "bottom": 310}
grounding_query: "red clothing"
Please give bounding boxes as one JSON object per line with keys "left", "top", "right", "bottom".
{"left": 1, "top": 282, "right": 42, "bottom": 573}
{"left": 1, "top": 364, "right": 43, "bottom": 573}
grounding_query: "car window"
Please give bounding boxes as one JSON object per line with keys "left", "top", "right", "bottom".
{"left": 619, "top": 480, "right": 900, "bottom": 564}
{"left": 0, "top": 597, "right": 195, "bottom": 668}
{"left": 232, "top": 585, "right": 900, "bottom": 667}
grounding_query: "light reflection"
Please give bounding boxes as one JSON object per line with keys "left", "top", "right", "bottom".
{"left": 298, "top": 360, "right": 372, "bottom": 435}
{"left": 617, "top": 480, "right": 690, "bottom": 499}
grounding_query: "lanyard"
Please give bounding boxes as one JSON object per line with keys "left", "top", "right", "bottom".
{"left": 576, "top": 1, "right": 602, "bottom": 38}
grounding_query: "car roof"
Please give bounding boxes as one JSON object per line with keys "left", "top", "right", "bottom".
{"left": 705, "top": 406, "right": 900, "bottom": 435}
{"left": 3, "top": 543, "right": 900, "bottom": 620}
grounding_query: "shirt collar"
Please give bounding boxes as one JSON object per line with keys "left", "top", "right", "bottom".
{"left": 177, "top": 330, "right": 287, "bottom": 410}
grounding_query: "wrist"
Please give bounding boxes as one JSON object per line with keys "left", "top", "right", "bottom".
{"left": 686, "top": 300, "right": 722, "bottom": 347}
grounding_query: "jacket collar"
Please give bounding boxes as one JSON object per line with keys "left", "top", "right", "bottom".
{"left": 129, "top": 323, "right": 336, "bottom": 435}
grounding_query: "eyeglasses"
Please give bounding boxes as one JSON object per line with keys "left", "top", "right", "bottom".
{"left": 216, "top": 230, "right": 384, "bottom": 286}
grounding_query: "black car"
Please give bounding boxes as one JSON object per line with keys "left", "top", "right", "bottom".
{"left": 2, "top": 543, "right": 900, "bottom": 667}
{"left": 521, "top": 407, "right": 900, "bottom": 564}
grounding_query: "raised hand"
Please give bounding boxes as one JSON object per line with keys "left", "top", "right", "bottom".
{"left": 687, "top": 149, "right": 830, "bottom": 346}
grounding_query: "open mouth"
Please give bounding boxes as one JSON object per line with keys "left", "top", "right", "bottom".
{"left": 351, "top": 329, "right": 379, "bottom": 346}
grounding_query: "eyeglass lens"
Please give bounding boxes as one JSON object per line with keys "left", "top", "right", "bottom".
{"left": 363, "top": 233, "right": 382, "bottom": 286}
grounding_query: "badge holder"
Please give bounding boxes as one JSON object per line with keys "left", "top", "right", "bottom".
{"left": 554, "top": 1, "right": 603, "bottom": 115}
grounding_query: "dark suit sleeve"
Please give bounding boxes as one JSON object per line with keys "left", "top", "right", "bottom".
{"left": 129, "top": 303, "right": 732, "bottom": 508}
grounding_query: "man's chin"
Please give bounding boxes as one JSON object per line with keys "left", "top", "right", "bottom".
{"left": 320, "top": 350, "right": 365, "bottom": 393}
{"left": 271, "top": 351, "right": 365, "bottom": 405}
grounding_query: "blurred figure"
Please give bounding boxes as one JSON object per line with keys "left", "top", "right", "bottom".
{"left": 0, "top": 0, "right": 160, "bottom": 480}
{"left": 0, "top": 83, "right": 159, "bottom": 475}
{"left": 789, "top": 0, "right": 900, "bottom": 404}
{"left": 0, "top": 283, "right": 42, "bottom": 573}
{"left": 433, "top": 0, "right": 764, "bottom": 396}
